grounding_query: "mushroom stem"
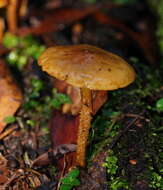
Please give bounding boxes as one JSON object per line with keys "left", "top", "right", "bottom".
{"left": 19, "top": 0, "right": 27, "bottom": 17}
{"left": 75, "top": 88, "right": 92, "bottom": 167}
{"left": 7, "top": 0, "right": 18, "bottom": 32}
{"left": 0, "top": 18, "right": 4, "bottom": 42}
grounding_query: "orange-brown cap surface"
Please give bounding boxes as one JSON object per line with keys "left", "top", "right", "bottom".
{"left": 38, "top": 44, "right": 136, "bottom": 90}
{"left": 0, "top": 0, "right": 8, "bottom": 8}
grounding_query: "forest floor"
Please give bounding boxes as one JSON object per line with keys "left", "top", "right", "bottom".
{"left": 0, "top": 0, "right": 162, "bottom": 190}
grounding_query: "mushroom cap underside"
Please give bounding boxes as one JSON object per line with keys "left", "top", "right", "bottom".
{"left": 38, "top": 44, "right": 136, "bottom": 90}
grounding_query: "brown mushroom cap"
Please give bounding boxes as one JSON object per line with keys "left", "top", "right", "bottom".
{"left": 38, "top": 44, "right": 136, "bottom": 90}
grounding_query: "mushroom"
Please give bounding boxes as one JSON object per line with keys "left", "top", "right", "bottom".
{"left": 38, "top": 44, "right": 136, "bottom": 167}
{"left": 0, "top": 0, "right": 18, "bottom": 37}
{"left": 0, "top": 0, "right": 8, "bottom": 41}
{"left": 7, "top": 0, "right": 18, "bottom": 32}
{"left": 0, "top": 18, "right": 5, "bottom": 42}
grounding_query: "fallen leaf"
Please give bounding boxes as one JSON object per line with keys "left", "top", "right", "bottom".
{"left": 0, "top": 60, "right": 23, "bottom": 133}
{"left": 18, "top": 6, "right": 99, "bottom": 36}
{"left": 92, "top": 91, "right": 108, "bottom": 115}
{"left": 50, "top": 111, "right": 79, "bottom": 147}
{"left": 32, "top": 144, "right": 76, "bottom": 167}
{"left": 0, "top": 153, "right": 9, "bottom": 185}
{"left": 54, "top": 79, "right": 108, "bottom": 116}
{"left": 93, "top": 12, "right": 158, "bottom": 65}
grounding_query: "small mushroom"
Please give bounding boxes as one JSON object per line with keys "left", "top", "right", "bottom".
{"left": 0, "top": 0, "right": 8, "bottom": 41}
{"left": 7, "top": 0, "right": 18, "bottom": 32}
{"left": 38, "top": 44, "right": 136, "bottom": 167}
{"left": 0, "top": 18, "right": 5, "bottom": 42}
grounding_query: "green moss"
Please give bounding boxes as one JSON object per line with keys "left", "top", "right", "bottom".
{"left": 23, "top": 77, "right": 71, "bottom": 130}
{"left": 3, "top": 116, "right": 16, "bottom": 124}
{"left": 3, "top": 33, "right": 45, "bottom": 70}
{"left": 60, "top": 169, "right": 80, "bottom": 190}
{"left": 89, "top": 57, "right": 163, "bottom": 189}
{"left": 103, "top": 151, "right": 131, "bottom": 190}
{"left": 156, "top": 98, "right": 163, "bottom": 112}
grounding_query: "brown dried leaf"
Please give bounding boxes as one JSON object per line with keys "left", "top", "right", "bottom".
{"left": 54, "top": 79, "right": 82, "bottom": 115}
{"left": 50, "top": 110, "right": 79, "bottom": 171}
{"left": 65, "top": 85, "right": 82, "bottom": 115}
{"left": 50, "top": 110, "right": 79, "bottom": 147}
{"left": 0, "top": 60, "right": 23, "bottom": 133}
{"left": 92, "top": 91, "right": 108, "bottom": 115}
{"left": 0, "top": 154, "right": 9, "bottom": 185}
{"left": 32, "top": 144, "right": 76, "bottom": 167}
{"left": 54, "top": 79, "right": 108, "bottom": 115}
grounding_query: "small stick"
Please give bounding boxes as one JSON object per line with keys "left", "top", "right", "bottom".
{"left": 108, "top": 117, "right": 139, "bottom": 149}
{"left": 123, "top": 113, "right": 150, "bottom": 122}
{"left": 1, "top": 169, "right": 24, "bottom": 189}
{"left": 57, "top": 155, "right": 67, "bottom": 190}
{"left": 0, "top": 125, "right": 17, "bottom": 140}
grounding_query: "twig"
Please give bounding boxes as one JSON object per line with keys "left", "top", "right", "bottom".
{"left": 123, "top": 113, "right": 150, "bottom": 122}
{"left": 0, "top": 125, "right": 17, "bottom": 140}
{"left": 108, "top": 117, "right": 139, "bottom": 149}
{"left": 56, "top": 155, "right": 67, "bottom": 190}
{"left": 1, "top": 169, "right": 24, "bottom": 189}
{"left": 25, "top": 168, "right": 42, "bottom": 176}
